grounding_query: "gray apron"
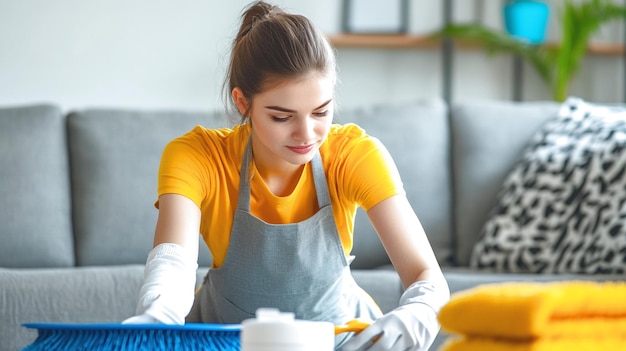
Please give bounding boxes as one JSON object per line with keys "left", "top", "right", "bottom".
{"left": 187, "top": 141, "right": 382, "bottom": 348}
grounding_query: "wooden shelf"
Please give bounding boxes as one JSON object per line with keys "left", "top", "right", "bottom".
{"left": 587, "top": 42, "right": 625, "bottom": 55}
{"left": 328, "top": 34, "right": 625, "bottom": 56}
{"left": 327, "top": 34, "right": 438, "bottom": 49}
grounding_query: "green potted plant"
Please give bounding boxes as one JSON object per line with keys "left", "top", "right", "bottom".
{"left": 433, "top": 0, "right": 626, "bottom": 102}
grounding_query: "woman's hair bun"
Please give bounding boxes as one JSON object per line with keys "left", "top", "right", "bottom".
{"left": 236, "top": 1, "right": 282, "bottom": 41}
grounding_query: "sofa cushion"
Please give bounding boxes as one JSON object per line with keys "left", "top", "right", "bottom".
{"left": 450, "top": 99, "right": 560, "bottom": 266}
{"left": 68, "top": 108, "right": 229, "bottom": 267}
{"left": 0, "top": 265, "right": 145, "bottom": 351}
{"left": 337, "top": 99, "right": 453, "bottom": 267}
{"left": 0, "top": 104, "right": 74, "bottom": 268}
{"left": 471, "top": 97, "right": 626, "bottom": 274}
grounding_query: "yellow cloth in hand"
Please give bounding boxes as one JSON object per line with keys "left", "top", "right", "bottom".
{"left": 437, "top": 281, "right": 626, "bottom": 339}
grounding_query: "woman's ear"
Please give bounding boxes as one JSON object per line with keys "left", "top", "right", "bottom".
{"left": 232, "top": 87, "right": 249, "bottom": 116}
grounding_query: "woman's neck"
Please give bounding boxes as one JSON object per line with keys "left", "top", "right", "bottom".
{"left": 252, "top": 158, "right": 305, "bottom": 197}
{"left": 250, "top": 137, "right": 305, "bottom": 197}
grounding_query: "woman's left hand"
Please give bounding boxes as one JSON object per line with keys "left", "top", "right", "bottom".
{"left": 341, "top": 281, "right": 444, "bottom": 351}
{"left": 341, "top": 303, "right": 438, "bottom": 351}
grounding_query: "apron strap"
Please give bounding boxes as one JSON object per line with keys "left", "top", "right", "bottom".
{"left": 310, "top": 150, "right": 330, "bottom": 208}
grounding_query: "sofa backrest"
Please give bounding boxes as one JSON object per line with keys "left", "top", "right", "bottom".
{"left": 337, "top": 99, "right": 453, "bottom": 268}
{"left": 449, "top": 100, "right": 560, "bottom": 266}
{"left": 0, "top": 99, "right": 454, "bottom": 270}
{"left": 0, "top": 104, "right": 75, "bottom": 268}
{"left": 67, "top": 108, "right": 230, "bottom": 267}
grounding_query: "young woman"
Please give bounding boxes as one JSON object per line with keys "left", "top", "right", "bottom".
{"left": 125, "top": 1, "right": 449, "bottom": 350}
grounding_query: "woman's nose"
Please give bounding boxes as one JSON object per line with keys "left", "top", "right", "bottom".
{"left": 293, "top": 117, "right": 315, "bottom": 141}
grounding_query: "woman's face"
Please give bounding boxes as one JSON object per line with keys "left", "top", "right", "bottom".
{"left": 236, "top": 73, "right": 335, "bottom": 171}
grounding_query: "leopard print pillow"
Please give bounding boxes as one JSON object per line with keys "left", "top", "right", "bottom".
{"left": 471, "top": 97, "right": 626, "bottom": 274}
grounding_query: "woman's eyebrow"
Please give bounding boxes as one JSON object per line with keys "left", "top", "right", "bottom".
{"left": 315, "top": 99, "right": 333, "bottom": 110}
{"left": 265, "top": 105, "right": 296, "bottom": 113}
{"left": 265, "top": 99, "right": 333, "bottom": 113}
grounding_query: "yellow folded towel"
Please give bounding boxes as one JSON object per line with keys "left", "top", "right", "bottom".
{"left": 440, "top": 336, "right": 626, "bottom": 351}
{"left": 438, "top": 281, "right": 626, "bottom": 340}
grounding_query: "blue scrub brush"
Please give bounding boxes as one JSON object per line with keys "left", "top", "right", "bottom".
{"left": 21, "top": 322, "right": 241, "bottom": 351}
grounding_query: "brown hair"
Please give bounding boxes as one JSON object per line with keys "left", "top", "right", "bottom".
{"left": 224, "top": 1, "right": 336, "bottom": 122}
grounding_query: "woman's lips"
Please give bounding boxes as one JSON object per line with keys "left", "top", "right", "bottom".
{"left": 287, "top": 144, "right": 315, "bottom": 154}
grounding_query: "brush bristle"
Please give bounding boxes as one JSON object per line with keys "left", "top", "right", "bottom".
{"left": 23, "top": 328, "right": 240, "bottom": 351}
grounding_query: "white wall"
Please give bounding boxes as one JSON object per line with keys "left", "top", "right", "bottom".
{"left": 0, "top": 0, "right": 624, "bottom": 112}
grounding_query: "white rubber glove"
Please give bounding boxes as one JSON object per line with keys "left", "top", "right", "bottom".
{"left": 122, "top": 243, "right": 198, "bottom": 325}
{"left": 342, "top": 281, "right": 447, "bottom": 351}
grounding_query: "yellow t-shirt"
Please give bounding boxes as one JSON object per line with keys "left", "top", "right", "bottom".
{"left": 157, "top": 122, "right": 404, "bottom": 268}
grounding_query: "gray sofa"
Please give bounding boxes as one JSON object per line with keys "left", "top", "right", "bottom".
{"left": 1, "top": 99, "right": 623, "bottom": 351}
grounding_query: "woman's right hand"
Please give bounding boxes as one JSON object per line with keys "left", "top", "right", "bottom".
{"left": 123, "top": 242, "right": 198, "bottom": 325}
{"left": 122, "top": 314, "right": 159, "bottom": 324}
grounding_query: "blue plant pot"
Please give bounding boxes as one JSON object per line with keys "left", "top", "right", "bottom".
{"left": 504, "top": 0, "right": 549, "bottom": 45}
